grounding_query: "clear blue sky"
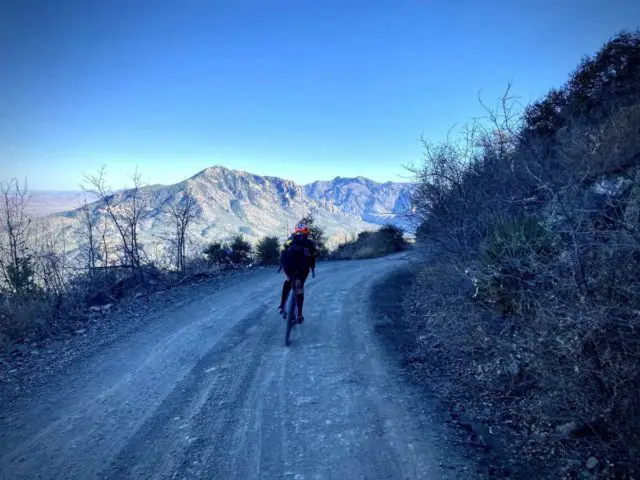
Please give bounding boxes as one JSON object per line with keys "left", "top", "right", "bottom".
{"left": 1, "top": 0, "right": 638, "bottom": 190}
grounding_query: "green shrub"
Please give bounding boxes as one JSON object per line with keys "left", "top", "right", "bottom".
{"left": 203, "top": 242, "right": 229, "bottom": 265}
{"left": 478, "top": 215, "right": 557, "bottom": 315}
{"left": 299, "top": 213, "right": 329, "bottom": 258}
{"left": 3, "top": 254, "right": 38, "bottom": 297}
{"left": 332, "top": 224, "right": 408, "bottom": 260}
{"left": 378, "top": 223, "right": 407, "bottom": 252}
{"left": 256, "top": 236, "right": 280, "bottom": 265}
{"left": 229, "top": 234, "right": 252, "bottom": 264}
{"left": 204, "top": 235, "right": 254, "bottom": 265}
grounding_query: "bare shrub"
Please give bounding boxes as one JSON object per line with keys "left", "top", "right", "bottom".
{"left": 82, "top": 166, "right": 151, "bottom": 283}
{"left": 34, "top": 219, "right": 70, "bottom": 301}
{"left": 0, "top": 179, "right": 50, "bottom": 343}
{"left": 183, "top": 256, "right": 213, "bottom": 276}
{"left": 0, "top": 180, "right": 89, "bottom": 342}
{"left": 164, "top": 190, "right": 198, "bottom": 273}
{"left": 0, "top": 294, "right": 52, "bottom": 341}
{"left": 408, "top": 88, "right": 529, "bottom": 262}
{"left": 78, "top": 197, "right": 100, "bottom": 277}
{"left": 0, "top": 178, "right": 37, "bottom": 296}
{"left": 409, "top": 31, "right": 640, "bottom": 477}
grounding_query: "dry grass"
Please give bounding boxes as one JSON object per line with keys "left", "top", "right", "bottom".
{"left": 405, "top": 259, "right": 640, "bottom": 478}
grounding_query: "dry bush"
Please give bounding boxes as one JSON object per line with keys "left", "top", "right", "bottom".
{"left": 352, "top": 246, "right": 378, "bottom": 259}
{"left": 63, "top": 267, "right": 123, "bottom": 307}
{"left": 407, "top": 258, "right": 640, "bottom": 476}
{"left": 476, "top": 215, "right": 559, "bottom": 315}
{"left": 0, "top": 180, "right": 64, "bottom": 344}
{"left": 557, "top": 100, "right": 640, "bottom": 181}
{"left": 0, "top": 178, "right": 37, "bottom": 297}
{"left": 0, "top": 295, "right": 52, "bottom": 343}
{"left": 409, "top": 31, "right": 640, "bottom": 477}
{"left": 332, "top": 224, "right": 408, "bottom": 260}
{"left": 0, "top": 169, "right": 212, "bottom": 347}
{"left": 184, "top": 257, "right": 214, "bottom": 276}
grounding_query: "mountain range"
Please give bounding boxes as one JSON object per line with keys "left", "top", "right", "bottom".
{"left": 45, "top": 166, "right": 413, "bottom": 256}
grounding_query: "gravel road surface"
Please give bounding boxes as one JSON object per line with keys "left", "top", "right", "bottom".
{"left": 0, "top": 253, "right": 470, "bottom": 479}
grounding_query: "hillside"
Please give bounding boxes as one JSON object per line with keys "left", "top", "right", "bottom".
{"left": 305, "top": 176, "right": 412, "bottom": 228}
{"left": 406, "top": 30, "right": 640, "bottom": 478}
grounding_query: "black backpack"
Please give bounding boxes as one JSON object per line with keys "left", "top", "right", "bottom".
{"left": 286, "top": 234, "right": 310, "bottom": 261}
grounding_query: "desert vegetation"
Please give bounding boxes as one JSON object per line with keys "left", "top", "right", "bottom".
{"left": 256, "top": 236, "right": 281, "bottom": 265}
{"left": 407, "top": 30, "right": 640, "bottom": 478}
{"left": 0, "top": 171, "right": 330, "bottom": 349}
{"left": 202, "top": 213, "right": 328, "bottom": 267}
{"left": 331, "top": 224, "right": 408, "bottom": 260}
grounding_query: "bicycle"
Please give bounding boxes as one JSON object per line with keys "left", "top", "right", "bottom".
{"left": 278, "top": 264, "right": 315, "bottom": 346}
{"left": 283, "top": 272, "right": 301, "bottom": 346}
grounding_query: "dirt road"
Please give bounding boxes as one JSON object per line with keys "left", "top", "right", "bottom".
{"left": 0, "top": 253, "right": 469, "bottom": 479}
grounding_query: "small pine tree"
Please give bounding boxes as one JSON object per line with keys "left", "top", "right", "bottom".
{"left": 229, "top": 234, "right": 252, "bottom": 264}
{"left": 256, "top": 236, "right": 280, "bottom": 265}
{"left": 299, "top": 213, "right": 329, "bottom": 258}
{"left": 5, "top": 253, "right": 37, "bottom": 296}
{"left": 203, "top": 242, "right": 228, "bottom": 265}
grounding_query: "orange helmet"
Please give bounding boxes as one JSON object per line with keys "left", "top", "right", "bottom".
{"left": 294, "top": 223, "right": 309, "bottom": 236}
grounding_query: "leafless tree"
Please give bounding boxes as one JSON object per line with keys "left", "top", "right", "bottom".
{"left": 98, "top": 214, "right": 111, "bottom": 268}
{"left": 124, "top": 168, "right": 149, "bottom": 274}
{"left": 34, "top": 218, "right": 68, "bottom": 300}
{"left": 82, "top": 166, "right": 151, "bottom": 282}
{"left": 165, "top": 190, "right": 198, "bottom": 273}
{"left": 0, "top": 178, "right": 35, "bottom": 296}
{"left": 79, "top": 197, "right": 99, "bottom": 279}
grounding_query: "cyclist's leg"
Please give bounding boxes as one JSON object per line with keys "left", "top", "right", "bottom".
{"left": 295, "top": 268, "right": 310, "bottom": 320}
{"left": 279, "top": 270, "right": 293, "bottom": 311}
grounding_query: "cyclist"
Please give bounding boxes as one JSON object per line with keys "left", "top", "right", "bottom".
{"left": 277, "top": 223, "right": 316, "bottom": 323}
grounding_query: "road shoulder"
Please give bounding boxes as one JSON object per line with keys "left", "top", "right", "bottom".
{"left": 370, "top": 262, "right": 514, "bottom": 479}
